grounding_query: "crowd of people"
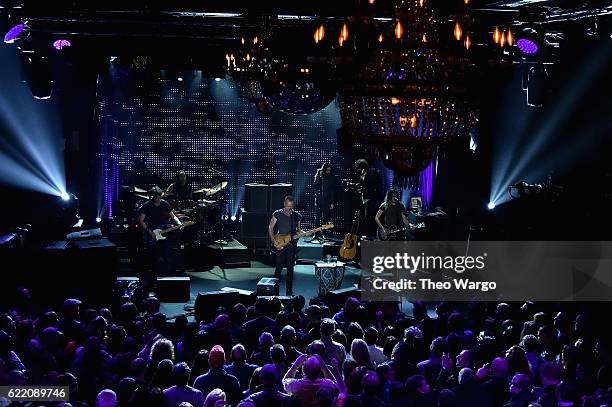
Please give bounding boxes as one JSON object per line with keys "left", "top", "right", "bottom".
{"left": 1, "top": 286, "right": 611, "bottom": 407}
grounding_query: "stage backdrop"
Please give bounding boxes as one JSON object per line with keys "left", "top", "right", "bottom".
{"left": 96, "top": 68, "right": 349, "bottom": 228}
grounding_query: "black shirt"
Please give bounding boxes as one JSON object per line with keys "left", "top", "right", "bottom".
{"left": 379, "top": 201, "right": 406, "bottom": 228}
{"left": 315, "top": 174, "right": 339, "bottom": 204}
{"left": 138, "top": 200, "right": 172, "bottom": 228}
{"left": 361, "top": 169, "right": 379, "bottom": 203}
{"left": 272, "top": 209, "right": 302, "bottom": 235}
{"left": 169, "top": 182, "right": 192, "bottom": 200}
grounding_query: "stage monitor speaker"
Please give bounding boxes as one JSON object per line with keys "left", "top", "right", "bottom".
{"left": 245, "top": 183, "right": 269, "bottom": 213}
{"left": 156, "top": 277, "right": 190, "bottom": 303}
{"left": 241, "top": 210, "right": 270, "bottom": 239}
{"left": 269, "top": 183, "right": 292, "bottom": 209}
{"left": 195, "top": 291, "right": 239, "bottom": 323}
{"left": 257, "top": 277, "right": 280, "bottom": 296}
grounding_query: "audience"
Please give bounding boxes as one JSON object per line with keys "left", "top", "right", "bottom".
{"left": 0, "top": 288, "right": 611, "bottom": 407}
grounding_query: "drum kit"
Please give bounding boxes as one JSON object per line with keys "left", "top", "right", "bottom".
{"left": 123, "top": 180, "right": 230, "bottom": 244}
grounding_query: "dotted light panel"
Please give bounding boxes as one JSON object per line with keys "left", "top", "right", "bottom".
{"left": 97, "top": 71, "right": 346, "bottom": 228}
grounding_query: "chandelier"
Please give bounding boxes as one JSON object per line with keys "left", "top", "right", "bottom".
{"left": 339, "top": 0, "right": 478, "bottom": 176}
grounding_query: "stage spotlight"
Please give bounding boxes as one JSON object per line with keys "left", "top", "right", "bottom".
{"left": 3, "top": 23, "right": 24, "bottom": 44}
{"left": 52, "top": 39, "right": 71, "bottom": 50}
{"left": 230, "top": 215, "right": 237, "bottom": 221}
{"left": 487, "top": 202, "right": 496, "bottom": 210}
{"left": 61, "top": 192, "right": 70, "bottom": 201}
{"left": 95, "top": 217, "right": 102, "bottom": 223}
{"left": 177, "top": 77, "right": 183, "bottom": 82}
{"left": 517, "top": 27, "right": 541, "bottom": 55}
{"left": 215, "top": 77, "right": 221, "bottom": 82}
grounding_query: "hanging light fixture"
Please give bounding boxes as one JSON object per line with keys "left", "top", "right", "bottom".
{"left": 493, "top": 27, "right": 500, "bottom": 44}
{"left": 410, "top": 115, "right": 417, "bottom": 128}
{"left": 419, "top": 0, "right": 424, "bottom": 6}
{"left": 395, "top": 21, "right": 404, "bottom": 39}
{"left": 507, "top": 29, "right": 514, "bottom": 46}
{"left": 338, "top": 36, "right": 344, "bottom": 47}
{"left": 378, "top": 33, "right": 384, "bottom": 43}
{"left": 241, "top": 37, "right": 245, "bottom": 45}
{"left": 253, "top": 36, "right": 258, "bottom": 45}
{"left": 368, "top": 0, "right": 376, "bottom": 4}
{"left": 500, "top": 31, "right": 506, "bottom": 47}
{"left": 341, "top": 23, "right": 349, "bottom": 41}
{"left": 464, "top": 34, "right": 471, "bottom": 50}
{"left": 464, "top": 0, "right": 470, "bottom": 4}
{"left": 454, "top": 21, "right": 462, "bottom": 41}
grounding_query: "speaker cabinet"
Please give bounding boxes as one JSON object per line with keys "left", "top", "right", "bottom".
{"left": 245, "top": 183, "right": 269, "bottom": 213}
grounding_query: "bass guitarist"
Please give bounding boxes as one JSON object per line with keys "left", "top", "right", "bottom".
{"left": 268, "top": 195, "right": 302, "bottom": 296}
{"left": 138, "top": 186, "right": 182, "bottom": 286}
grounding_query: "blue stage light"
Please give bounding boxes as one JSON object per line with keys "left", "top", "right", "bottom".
{"left": 487, "top": 202, "right": 496, "bottom": 210}
{"left": 61, "top": 192, "right": 70, "bottom": 201}
{"left": 95, "top": 217, "right": 102, "bottom": 223}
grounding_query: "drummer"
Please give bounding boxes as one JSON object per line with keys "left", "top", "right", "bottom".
{"left": 165, "top": 170, "right": 193, "bottom": 201}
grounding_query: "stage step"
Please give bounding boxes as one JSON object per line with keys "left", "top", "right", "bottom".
{"left": 207, "top": 238, "right": 250, "bottom": 268}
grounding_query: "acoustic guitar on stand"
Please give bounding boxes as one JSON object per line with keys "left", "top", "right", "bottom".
{"left": 273, "top": 224, "right": 334, "bottom": 251}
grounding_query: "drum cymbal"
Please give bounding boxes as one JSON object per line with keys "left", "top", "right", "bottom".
{"left": 134, "top": 193, "right": 149, "bottom": 200}
{"left": 205, "top": 181, "right": 228, "bottom": 196}
{"left": 133, "top": 186, "right": 148, "bottom": 193}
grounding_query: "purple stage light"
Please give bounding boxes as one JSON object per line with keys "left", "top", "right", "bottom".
{"left": 517, "top": 38, "right": 538, "bottom": 54}
{"left": 4, "top": 23, "right": 24, "bottom": 43}
{"left": 53, "top": 39, "right": 71, "bottom": 50}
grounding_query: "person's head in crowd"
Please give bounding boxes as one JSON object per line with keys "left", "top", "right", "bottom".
{"left": 5, "top": 369, "right": 26, "bottom": 386}
{"left": 292, "top": 295, "right": 305, "bottom": 312}
{"left": 231, "top": 344, "right": 246, "bottom": 363}
{"left": 556, "top": 380, "right": 579, "bottom": 406}
{"left": 203, "top": 388, "right": 226, "bottom": 407}
{"left": 491, "top": 357, "right": 510, "bottom": 378}
{"left": 320, "top": 318, "right": 336, "bottom": 337}
{"left": 538, "top": 325, "right": 555, "bottom": 348}
{"left": 96, "top": 389, "right": 117, "bottom": 407}
{"left": 259, "top": 364, "right": 277, "bottom": 387}
{"left": 254, "top": 298, "right": 268, "bottom": 316}
{"left": 458, "top": 368, "right": 476, "bottom": 385}
{"left": 303, "top": 355, "right": 323, "bottom": 381}
{"left": 347, "top": 322, "right": 364, "bottom": 345}
{"left": 130, "top": 357, "right": 147, "bottom": 378}
{"left": 115, "top": 377, "right": 136, "bottom": 405}
{"left": 383, "top": 336, "right": 399, "bottom": 358}
{"left": 456, "top": 349, "right": 473, "bottom": 369}
{"left": 152, "top": 358, "right": 174, "bottom": 388}
{"left": 208, "top": 345, "right": 226, "bottom": 369}
{"left": 305, "top": 305, "right": 322, "bottom": 324}
{"left": 269, "top": 297, "right": 283, "bottom": 316}
{"left": 539, "top": 361, "right": 562, "bottom": 387}
{"left": 230, "top": 303, "right": 247, "bottom": 326}
{"left": 346, "top": 365, "right": 368, "bottom": 394}
{"left": 150, "top": 337, "right": 174, "bottom": 363}
{"left": 447, "top": 312, "right": 464, "bottom": 333}
{"left": 438, "top": 388, "right": 457, "bottom": 407}
{"left": 306, "top": 340, "right": 325, "bottom": 357}
{"left": 364, "top": 326, "right": 378, "bottom": 346}
{"left": 333, "top": 329, "right": 347, "bottom": 348}
{"left": 405, "top": 374, "right": 430, "bottom": 394}
{"left": 350, "top": 338, "right": 371, "bottom": 367}
{"left": 521, "top": 334, "right": 541, "bottom": 354}
{"left": 510, "top": 373, "right": 532, "bottom": 395}
{"left": 362, "top": 370, "right": 380, "bottom": 395}
{"left": 430, "top": 336, "right": 448, "bottom": 359}
{"left": 506, "top": 345, "right": 532, "bottom": 375}
{"left": 179, "top": 403, "right": 193, "bottom": 407}
{"left": 280, "top": 325, "right": 296, "bottom": 347}
{"left": 258, "top": 332, "right": 274, "bottom": 350}
{"left": 62, "top": 298, "right": 81, "bottom": 319}
{"left": 376, "top": 360, "right": 397, "bottom": 383}
{"left": 249, "top": 367, "right": 262, "bottom": 391}
{"left": 270, "top": 344, "right": 286, "bottom": 364}
{"left": 172, "top": 362, "right": 191, "bottom": 387}
{"left": 191, "top": 349, "right": 210, "bottom": 381}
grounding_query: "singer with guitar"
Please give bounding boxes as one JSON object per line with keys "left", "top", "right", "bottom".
{"left": 138, "top": 186, "right": 183, "bottom": 286}
{"left": 375, "top": 189, "right": 409, "bottom": 241}
{"left": 268, "top": 195, "right": 302, "bottom": 296}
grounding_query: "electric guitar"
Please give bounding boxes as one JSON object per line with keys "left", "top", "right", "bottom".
{"left": 273, "top": 224, "right": 334, "bottom": 251}
{"left": 340, "top": 211, "right": 360, "bottom": 260}
{"left": 144, "top": 221, "right": 194, "bottom": 246}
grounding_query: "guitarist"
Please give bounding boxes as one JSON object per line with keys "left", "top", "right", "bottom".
{"left": 137, "top": 186, "right": 182, "bottom": 285}
{"left": 375, "top": 189, "right": 409, "bottom": 241}
{"left": 268, "top": 195, "right": 302, "bottom": 296}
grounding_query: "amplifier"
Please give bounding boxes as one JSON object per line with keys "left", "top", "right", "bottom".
{"left": 257, "top": 277, "right": 280, "bottom": 296}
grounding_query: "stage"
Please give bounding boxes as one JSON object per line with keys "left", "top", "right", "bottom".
{"left": 158, "top": 260, "right": 363, "bottom": 320}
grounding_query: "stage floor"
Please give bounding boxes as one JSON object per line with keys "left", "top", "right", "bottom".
{"left": 159, "top": 260, "right": 363, "bottom": 319}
